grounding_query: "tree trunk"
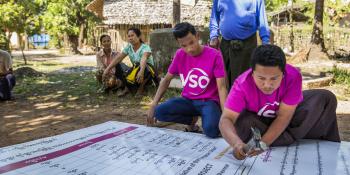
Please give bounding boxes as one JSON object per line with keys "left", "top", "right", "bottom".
{"left": 289, "top": 0, "right": 294, "bottom": 52}
{"left": 311, "top": 0, "right": 325, "bottom": 49}
{"left": 5, "top": 32, "right": 12, "bottom": 52}
{"left": 24, "top": 32, "right": 29, "bottom": 51}
{"left": 68, "top": 35, "right": 82, "bottom": 55}
{"left": 56, "top": 34, "right": 62, "bottom": 48}
{"left": 16, "top": 33, "right": 27, "bottom": 64}
{"left": 309, "top": 0, "right": 329, "bottom": 60}
{"left": 81, "top": 21, "right": 88, "bottom": 47}
{"left": 172, "top": 0, "right": 181, "bottom": 27}
{"left": 19, "top": 36, "right": 27, "bottom": 65}
{"left": 20, "top": 45, "right": 27, "bottom": 65}
{"left": 78, "top": 23, "right": 85, "bottom": 49}
{"left": 17, "top": 33, "right": 21, "bottom": 50}
{"left": 83, "top": 22, "right": 88, "bottom": 46}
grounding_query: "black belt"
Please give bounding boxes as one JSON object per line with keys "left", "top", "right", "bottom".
{"left": 222, "top": 33, "right": 257, "bottom": 50}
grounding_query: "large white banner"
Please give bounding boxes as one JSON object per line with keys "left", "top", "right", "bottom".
{"left": 0, "top": 121, "right": 349, "bottom": 175}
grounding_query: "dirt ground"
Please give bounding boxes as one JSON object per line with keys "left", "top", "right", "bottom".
{"left": 0, "top": 50, "right": 185, "bottom": 148}
{"left": 0, "top": 97, "right": 167, "bottom": 147}
{"left": 0, "top": 88, "right": 188, "bottom": 148}
{"left": 1, "top": 94, "right": 349, "bottom": 148}
{"left": 1, "top": 50, "right": 349, "bottom": 148}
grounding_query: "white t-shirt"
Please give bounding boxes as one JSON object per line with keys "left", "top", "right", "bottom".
{"left": 0, "top": 49, "right": 12, "bottom": 75}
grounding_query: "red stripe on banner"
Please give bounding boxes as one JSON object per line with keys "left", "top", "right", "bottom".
{"left": 0, "top": 126, "right": 138, "bottom": 174}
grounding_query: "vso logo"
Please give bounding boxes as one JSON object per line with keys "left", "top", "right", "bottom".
{"left": 257, "top": 102, "right": 280, "bottom": 117}
{"left": 180, "top": 68, "right": 210, "bottom": 95}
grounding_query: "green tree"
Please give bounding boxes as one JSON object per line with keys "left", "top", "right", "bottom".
{"left": 42, "top": 0, "right": 100, "bottom": 54}
{"left": 0, "top": 0, "right": 42, "bottom": 64}
{"left": 265, "top": 0, "right": 289, "bottom": 12}
{"left": 325, "top": 0, "right": 350, "bottom": 27}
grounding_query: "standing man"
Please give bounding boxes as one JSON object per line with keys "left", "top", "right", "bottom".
{"left": 0, "top": 49, "right": 16, "bottom": 101}
{"left": 209, "top": 0, "right": 270, "bottom": 89}
{"left": 220, "top": 45, "right": 340, "bottom": 160}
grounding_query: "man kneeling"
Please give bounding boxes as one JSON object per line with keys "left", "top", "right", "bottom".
{"left": 147, "top": 22, "right": 227, "bottom": 138}
{"left": 220, "top": 44, "right": 340, "bottom": 160}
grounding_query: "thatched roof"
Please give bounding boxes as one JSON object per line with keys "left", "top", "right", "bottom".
{"left": 268, "top": 4, "right": 305, "bottom": 17}
{"left": 87, "top": 0, "right": 212, "bottom": 26}
{"left": 86, "top": 0, "right": 104, "bottom": 18}
{"left": 268, "top": 4, "right": 309, "bottom": 23}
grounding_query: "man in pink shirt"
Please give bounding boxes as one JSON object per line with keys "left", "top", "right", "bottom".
{"left": 220, "top": 44, "right": 340, "bottom": 160}
{"left": 147, "top": 22, "right": 227, "bottom": 138}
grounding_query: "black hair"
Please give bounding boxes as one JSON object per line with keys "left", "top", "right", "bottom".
{"left": 128, "top": 27, "right": 144, "bottom": 43}
{"left": 251, "top": 44, "right": 286, "bottom": 72}
{"left": 99, "top": 34, "right": 110, "bottom": 43}
{"left": 172, "top": 22, "right": 197, "bottom": 39}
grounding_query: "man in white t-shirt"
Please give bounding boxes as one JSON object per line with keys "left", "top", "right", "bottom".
{"left": 0, "top": 49, "right": 16, "bottom": 101}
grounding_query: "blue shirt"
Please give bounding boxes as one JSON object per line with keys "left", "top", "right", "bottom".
{"left": 209, "top": 0, "right": 270, "bottom": 44}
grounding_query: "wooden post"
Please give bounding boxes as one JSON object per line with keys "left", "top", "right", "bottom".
{"left": 289, "top": 0, "right": 294, "bottom": 52}
{"left": 311, "top": 0, "right": 326, "bottom": 51}
{"left": 172, "top": 0, "right": 181, "bottom": 27}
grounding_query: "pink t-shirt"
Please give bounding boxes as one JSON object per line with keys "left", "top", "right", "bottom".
{"left": 225, "top": 64, "right": 303, "bottom": 118}
{"left": 168, "top": 46, "right": 225, "bottom": 102}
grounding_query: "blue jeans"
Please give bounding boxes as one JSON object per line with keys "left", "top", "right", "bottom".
{"left": 0, "top": 74, "right": 16, "bottom": 100}
{"left": 155, "top": 97, "right": 221, "bottom": 138}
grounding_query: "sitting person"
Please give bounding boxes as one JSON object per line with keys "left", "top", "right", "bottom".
{"left": 0, "top": 49, "right": 16, "bottom": 101}
{"left": 96, "top": 34, "right": 124, "bottom": 93}
{"left": 219, "top": 44, "right": 340, "bottom": 160}
{"left": 147, "top": 22, "right": 227, "bottom": 138}
{"left": 103, "top": 28, "right": 158, "bottom": 97}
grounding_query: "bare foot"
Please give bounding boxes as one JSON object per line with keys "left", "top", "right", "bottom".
{"left": 117, "top": 88, "right": 129, "bottom": 97}
{"left": 184, "top": 125, "right": 201, "bottom": 133}
{"left": 135, "top": 90, "right": 144, "bottom": 98}
{"left": 115, "top": 79, "right": 123, "bottom": 89}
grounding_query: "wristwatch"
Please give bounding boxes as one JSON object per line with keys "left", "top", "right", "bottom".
{"left": 259, "top": 141, "right": 269, "bottom": 151}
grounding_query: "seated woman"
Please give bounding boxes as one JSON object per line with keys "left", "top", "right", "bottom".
{"left": 96, "top": 34, "right": 125, "bottom": 93}
{"left": 103, "top": 27, "right": 158, "bottom": 96}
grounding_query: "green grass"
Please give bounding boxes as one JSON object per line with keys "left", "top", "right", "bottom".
{"left": 13, "top": 57, "right": 182, "bottom": 109}
{"left": 14, "top": 72, "right": 99, "bottom": 104}
{"left": 14, "top": 72, "right": 182, "bottom": 109}
{"left": 12, "top": 57, "right": 95, "bottom": 73}
{"left": 329, "top": 67, "right": 350, "bottom": 98}
{"left": 331, "top": 68, "right": 350, "bottom": 86}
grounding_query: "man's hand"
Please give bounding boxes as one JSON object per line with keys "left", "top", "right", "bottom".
{"left": 209, "top": 38, "right": 220, "bottom": 49}
{"left": 147, "top": 104, "right": 157, "bottom": 126}
{"left": 233, "top": 143, "right": 265, "bottom": 160}
{"left": 136, "top": 71, "right": 144, "bottom": 84}
{"left": 0, "top": 70, "right": 10, "bottom": 77}
{"left": 102, "top": 69, "right": 109, "bottom": 80}
{"left": 246, "top": 148, "right": 264, "bottom": 157}
{"left": 232, "top": 142, "right": 247, "bottom": 160}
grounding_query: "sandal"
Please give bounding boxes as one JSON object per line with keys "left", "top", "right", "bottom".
{"left": 184, "top": 125, "right": 202, "bottom": 133}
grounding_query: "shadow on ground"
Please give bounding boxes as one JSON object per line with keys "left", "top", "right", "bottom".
{"left": 0, "top": 72, "right": 184, "bottom": 147}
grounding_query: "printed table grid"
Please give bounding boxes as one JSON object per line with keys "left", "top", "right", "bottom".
{"left": 1, "top": 122, "right": 350, "bottom": 175}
